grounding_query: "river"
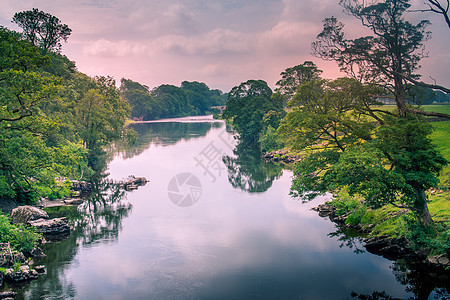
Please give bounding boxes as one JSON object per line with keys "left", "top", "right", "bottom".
{"left": 14, "top": 116, "right": 448, "bottom": 299}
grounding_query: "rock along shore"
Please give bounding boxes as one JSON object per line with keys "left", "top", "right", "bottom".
{"left": 312, "top": 203, "right": 450, "bottom": 273}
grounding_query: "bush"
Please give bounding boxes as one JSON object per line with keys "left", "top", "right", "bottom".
{"left": 0, "top": 214, "right": 41, "bottom": 253}
{"left": 260, "top": 125, "right": 284, "bottom": 152}
{"left": 407, "top": 220, "right": 450, "bottom": 255}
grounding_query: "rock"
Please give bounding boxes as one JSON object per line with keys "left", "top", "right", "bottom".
{"left": 0, "top": 291, "right": 17, "bottom": 299}
{"left": 9, "top": 206, "right": 48, "bottom": 225}
{"left": 0, "top": 245, "right": 27, "bottom": 268}
{"left": 34, "top": 265, "right": 46, "bottom": 273}
{"left": 125, "top": 184, "right": 138, "bottom": 191}
{"left": 428, "top": 254, "right": 450, "bottom": 269}
{"left": 27, "top": 217, "right": 70, "bottom": 239}
{"left": 262, "top": 149, "right": 302, "bottom": 164}
{"left": 312, "top": 204, "right": 335, "bottom": 218}
{"left": 5, "top": 266, "right": 38, "bottom": 283}
{"left": 71, "top": 180, "right": 92, "bottom": 192}
{"left": 30, "top": 247, "right": 46, "bottom": 259}
{"left": 63, "top": 199, "right": 84, "bottom": 206}
{"left": 124, "top": 176, "right": 148, "bottom": 188}
{"left": 363, "top": 236, "right": 417, "bottom": 260}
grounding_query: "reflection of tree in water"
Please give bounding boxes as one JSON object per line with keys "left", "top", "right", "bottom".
{"left": 391, "top": 260, "right": 449, "bottom": 300}
{"left": 328, "top": 226, "right": 366, "bottom": 254}
{"left": 223, "top": 142, "right": 283, "bottom": 193}
{"left": 76, "top": 174, "right": 132, "bottom": 246}
{"left": 16, "top": 173, "right": 133, "bottom": 299}
{"left": 110, "top": 122, "right": 222, "bottom": 159}
{"left": 330, "top": 225, "right": 449, "bottom": 299}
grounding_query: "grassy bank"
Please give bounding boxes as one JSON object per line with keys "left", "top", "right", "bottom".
{"left": 273, "top": 105, "right": 449, "bottom": 256}
{"left": 326, "top": 117, "right": 449, "bottom": 256}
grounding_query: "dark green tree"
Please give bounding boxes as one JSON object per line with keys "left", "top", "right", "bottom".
{"left": 223, "top": 80, "right": 284, "bottom": 146}
{"left": 12, "top": 8, "right": 72, "bottom": 52}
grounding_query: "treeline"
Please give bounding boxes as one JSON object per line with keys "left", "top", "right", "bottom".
{"left": 120, "top": 79, "right": 227, "bottom": 120}
{"left": 0, "top": 11, "right": 133, "bottom": 203}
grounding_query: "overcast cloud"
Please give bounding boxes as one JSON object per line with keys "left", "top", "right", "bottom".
{"left": 1, "top": 0, "right": 448, "bottom": 92}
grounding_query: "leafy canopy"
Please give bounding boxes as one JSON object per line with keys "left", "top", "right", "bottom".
{"left": 12, "top": 8, "right": 72, "bottom": 52}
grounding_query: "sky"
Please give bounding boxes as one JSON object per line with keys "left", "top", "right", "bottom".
{"left": 1, "top": 0, "right": 449, "bottom": 92}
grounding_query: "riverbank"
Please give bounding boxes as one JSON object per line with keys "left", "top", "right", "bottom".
{"left": 262, "top": 117, "right": 450, "bottom": 274}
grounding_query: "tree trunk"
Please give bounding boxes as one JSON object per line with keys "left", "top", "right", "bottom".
{"left": 414, "top": 187, "right": 433, "bottom": 226}
{"left": 393, "top": 72, "right": 407, "bottom": 117}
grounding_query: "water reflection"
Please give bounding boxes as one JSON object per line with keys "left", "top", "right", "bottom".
{"left": 327, "top": 222, "right": 450, "bottom": 299}
{"left": 223, "top": 142, "right": 283, "bottom": 193}
{"left": 112, "top": 121, "right": 221, "bottom": 159}
{"left": 16, "top": 175, "right": 133, "bottom": 299}
{"left": 12, "top": 119, "right": 449, "bottom": 299}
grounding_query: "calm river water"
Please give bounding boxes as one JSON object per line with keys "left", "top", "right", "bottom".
{"left": 14, "top": 116, "right": 448, "bottom": 299}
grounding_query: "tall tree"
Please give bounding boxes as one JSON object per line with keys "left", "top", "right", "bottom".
{"left": 12, "top": 8, "right": 72, "bottom": 52}
{"left": 312, "top": 0, "right": 450, "bottom": 119}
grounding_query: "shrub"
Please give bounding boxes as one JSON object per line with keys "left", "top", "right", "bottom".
{"left": 0, "top": 215, "right": 41, "bottom": 253}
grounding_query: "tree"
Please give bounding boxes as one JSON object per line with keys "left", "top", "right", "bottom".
{"left": 12, "top": 8, "right": 72, "bottom": 52}
{"left": 275, "top": 61, "right": 323, "bottom": 105}
{"left": 223, "top": 80, "right": 284, "bottom": 146}
{"left": 0, "top": 27, "right": 83, "bottom": 202}
{"left": 281, "top": 77, "right": 446, "bottom": 225}
{"left": 70, "top": 75, "right": 131, "bottom": 151}
{"left": 120, "top": 78, "right": 157, "bottom": 120}
{"left": 312, "top": 0, "right": 450, "bottom": 119}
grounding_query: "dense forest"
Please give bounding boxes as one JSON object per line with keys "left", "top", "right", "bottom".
{"left": 120, "top": 79, "right": 227, "bottom": 120}
{"left": 0, "top": 24, "right": 134, "bottom": 204}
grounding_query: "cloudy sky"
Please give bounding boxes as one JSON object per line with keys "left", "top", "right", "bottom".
{"left": 1, "top": 0, "right": 449, "bottom": 92}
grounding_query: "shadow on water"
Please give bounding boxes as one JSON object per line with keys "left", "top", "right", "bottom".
{"left": 328, "top": 223, "right": 450, "bottom": 299}
{"left": 222, "top": 141, "right": 283, "bottom": 193}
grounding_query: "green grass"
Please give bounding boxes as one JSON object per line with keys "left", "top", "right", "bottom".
{"left": 430, "top": 121, "right": 450, "bottom": 159}
{"left": 422, "top": 105, "right": 450, "bottom": 115}
{"left": 428, "top": 120, "right": 449, "bottom": 226}
{"left": 376, "top": 104, "right": 450, "bottom": 115}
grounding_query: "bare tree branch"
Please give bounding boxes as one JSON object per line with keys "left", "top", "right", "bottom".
{"left": 411, "top": 0, "right": 450, "bottom": 29}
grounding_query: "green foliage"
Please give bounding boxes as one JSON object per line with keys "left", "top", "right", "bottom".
{"left": 275, "top": 61, "right": 323, "bottom": 106}
{"left": 120, "top": 78, "right": 227, "bottom": 120}
{"left": 312, "top": 0, "right": 436, "bottom": 118}
{"left": 407, "top": 220, "right": 450, "bottom": 255}
{"left": 13, "top": 262, "right": 21, "bottom": 272}
{"left": 259, "top": 125, "right": 285, "bottom": 152}
{"left": 0, "top": 215, "right": 41, "bottom": 253}
{"left": 12, "top": 8, "right": 72, "bottom": 52}
{"left": 284, "top": 76, "right": 446, "bottom": 224}
{"left": 0, "top": 20, "right": 132, "bottom": 202}
{"left": 223, "top": 80, "right": 285, "bottom": 146}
